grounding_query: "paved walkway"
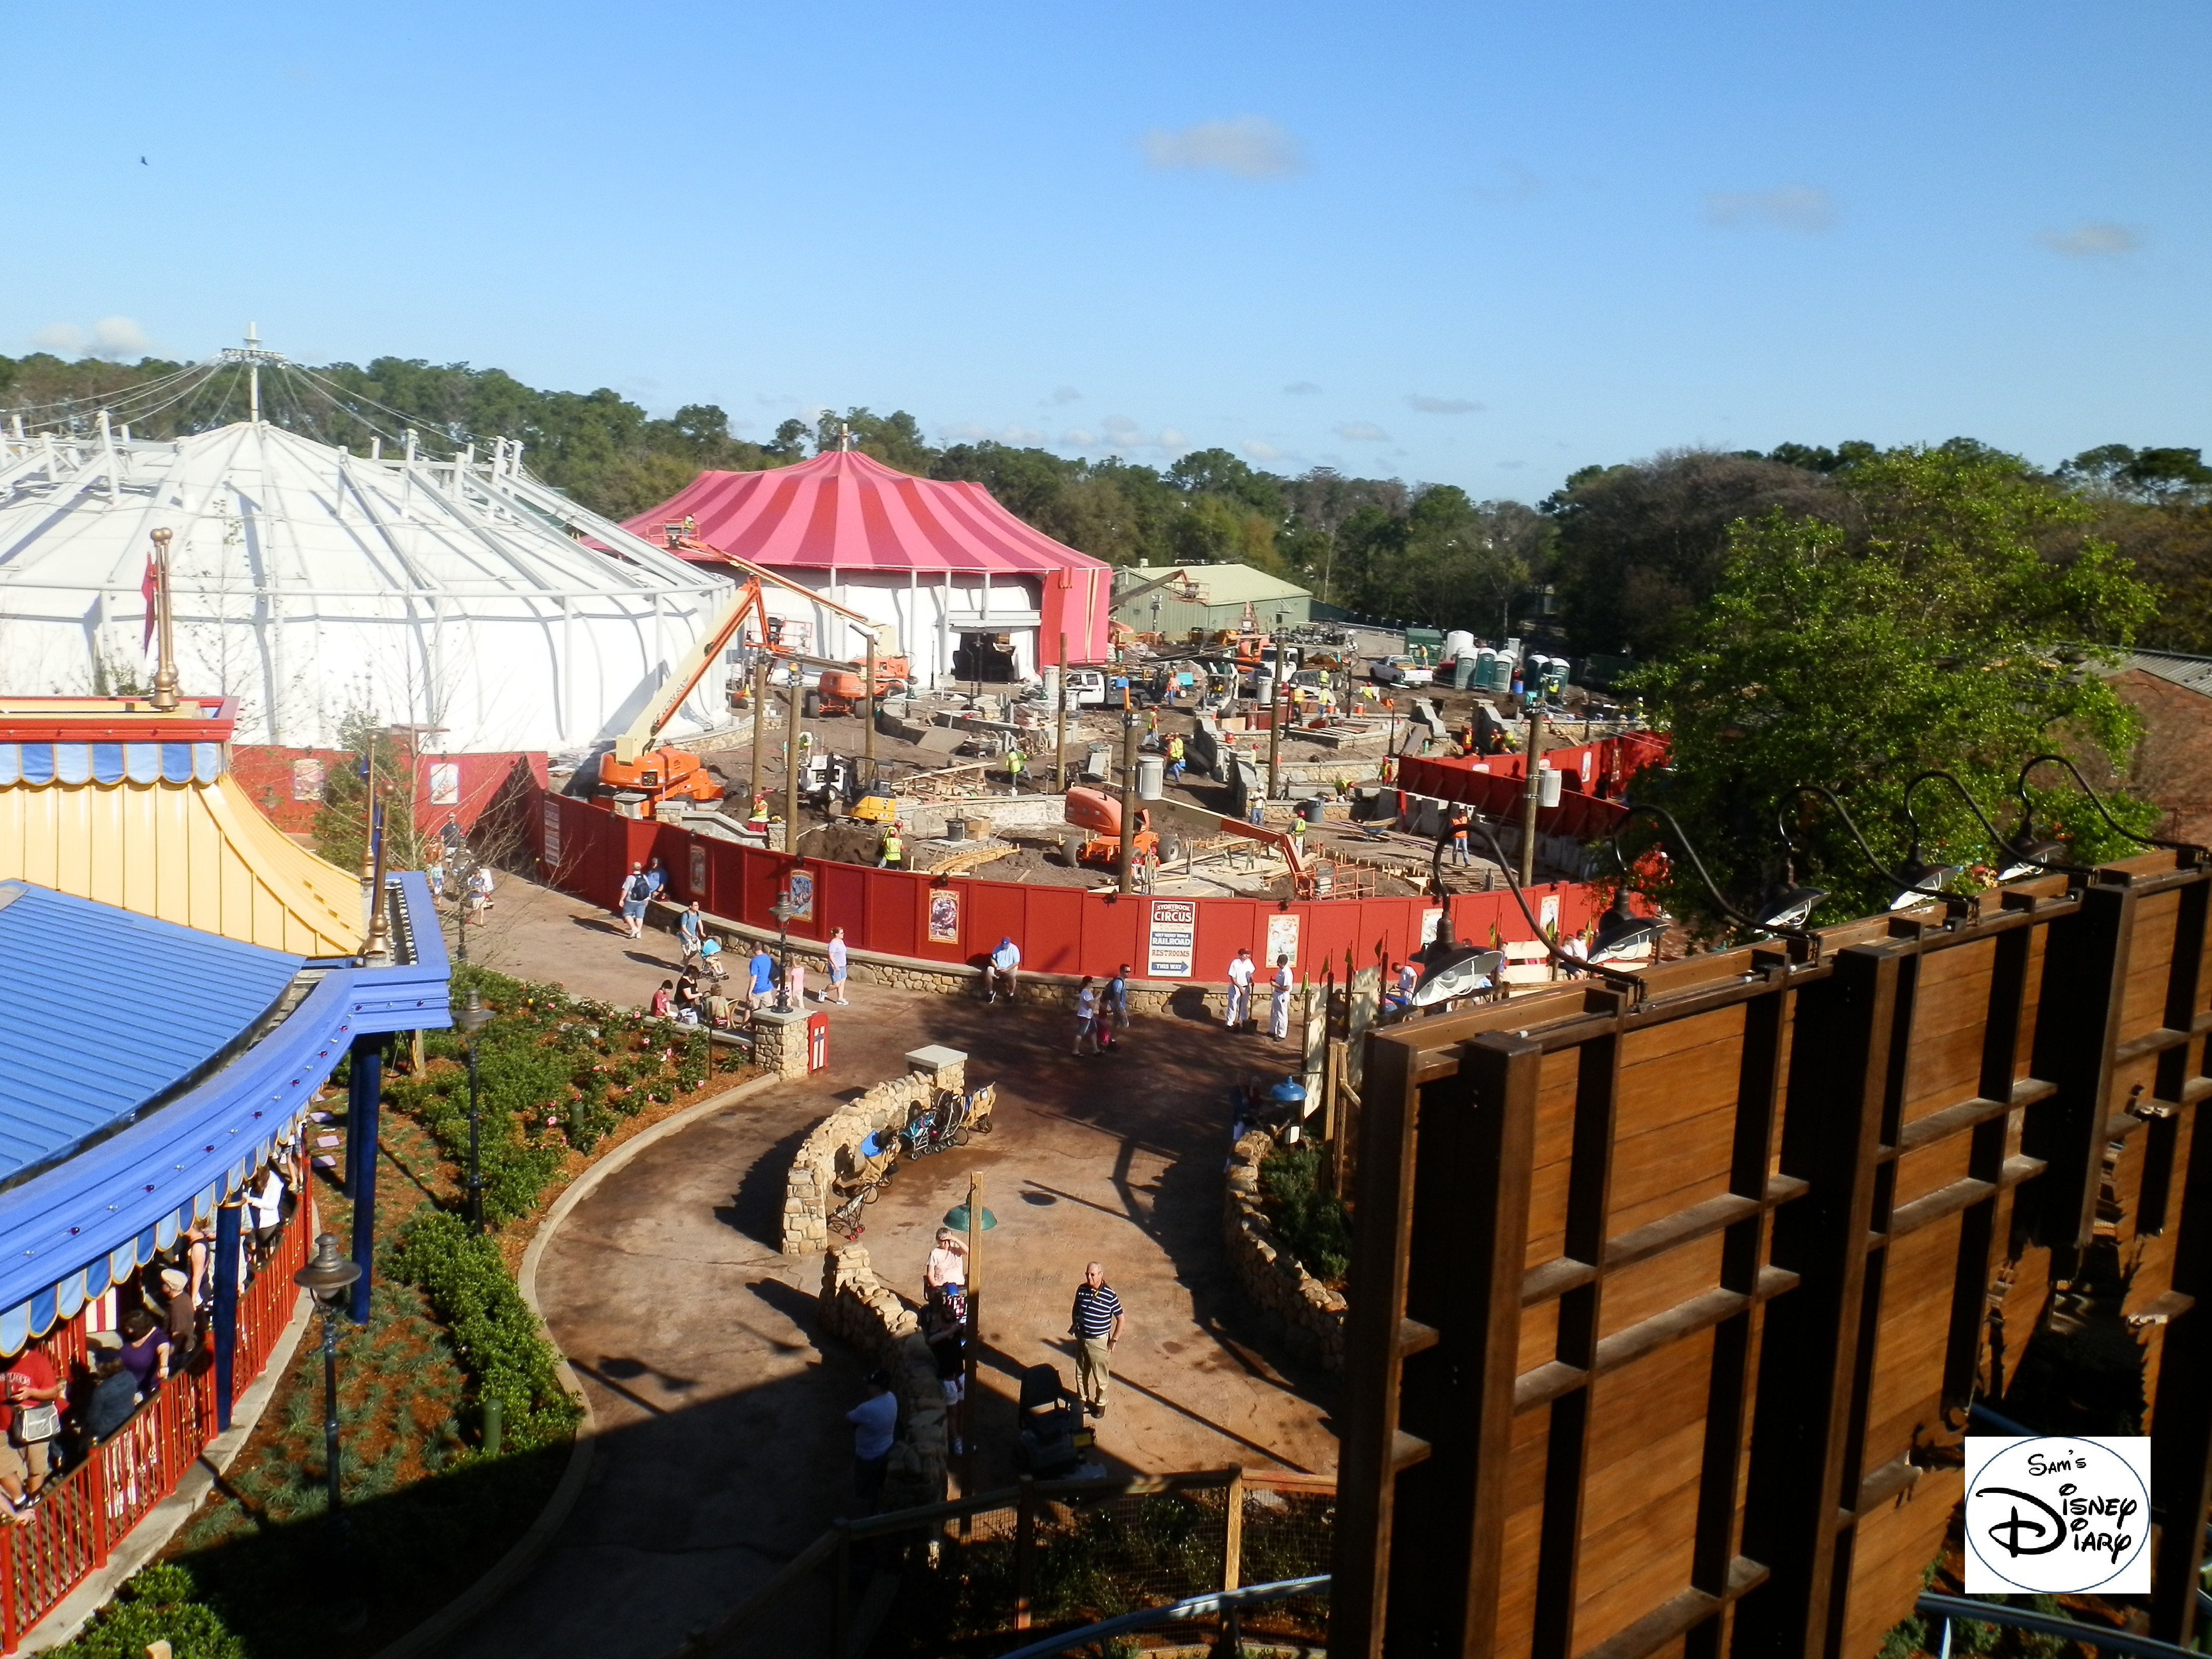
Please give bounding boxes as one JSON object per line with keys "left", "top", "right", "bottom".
{"left": 449, "top": 875, "right": 1338, "bottom": 1659}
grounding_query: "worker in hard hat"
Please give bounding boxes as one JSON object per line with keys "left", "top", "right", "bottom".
{"left": 880, "top": 823, "right": 904, "bottom": 868}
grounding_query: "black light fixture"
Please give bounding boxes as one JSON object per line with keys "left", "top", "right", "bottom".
{"left": 1588, "top": 886, "right": 1668, "bottom": 962}
{"left": 1903, "top": 769, "right": 2096, "bottom": 885}
{"left": 1409, "top": 945, "right": 1507, "bottom": 1006}
{"left": 292, "top": 1233, "right": 364, "bottom": 1540}
{"left": 1427, "top": 809, "right": 1652, "bottom": 1002}
{"left": 455, "top": 989, "right": 492, "bottom": 1233}
{"left": 1609, "top": 802, "right": 1827, "bottom": 961}
{"left": 2016, "top": 753, "right": 2207, "bottom": 865}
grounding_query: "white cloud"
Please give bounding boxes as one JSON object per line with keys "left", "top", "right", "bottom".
{"left": 1063, "top": 416, "right": 1188, "bottom": 455}
{"left": 2038, "top": 221, "right": 2141, "bottom": 258}
{"left": 939, "top": 421, "right": 1045, "bottom": 445}
{"left": 26, "top": 316, "right": 152, "bottom": 359}
{"left": 1243, "top": 441, "right": 1286, "bottom": 462}
{"left": 1407, "top": 394, "right": 1482, "bottom": 414}
{"left": 1704, "top": 185, "right": 1833, "bottom": 232}
{"left": 90, "top": 317, "right": 149, "bottom": 356}
{"left": 1141, "top": 116, "right": 1306, "bottom": 181}
{"left": 1051, "top": 385, "right": 1082, "bottom": 404}
{"left": 1282, "top": 381, "right": 1322, "bottom": 395}
{"left": 1336, "top": 421, "right": 1391, "bottom": 442}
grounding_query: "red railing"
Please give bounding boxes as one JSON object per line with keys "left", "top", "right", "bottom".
{"left": 0, "top": 1196, "right": 313, "bottom": 1651}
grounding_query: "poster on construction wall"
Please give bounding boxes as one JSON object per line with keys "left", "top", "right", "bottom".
{"left": 542, "top": 798, "right": 563, "bottom": 864}
{"left": 1265, "top": 912, "right": 1300, "bottom": 970}
{"left": 689, "top": 843, "right": 708, "bottom": 900}
{"left": 928, "top": 888, "right": 961, "bottom": 944}
{"left": 1147, "top": 900, "right": 1196, "bottom": 978}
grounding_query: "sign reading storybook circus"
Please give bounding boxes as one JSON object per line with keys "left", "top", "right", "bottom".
{"left": 1147, "top": 900, "right": 1196, "bottom": 978}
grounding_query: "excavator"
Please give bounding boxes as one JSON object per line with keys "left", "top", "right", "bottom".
{"left": 595, "top": 533, "right": 904, "bottom": 808}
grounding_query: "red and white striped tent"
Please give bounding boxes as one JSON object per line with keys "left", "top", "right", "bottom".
{"left": 624, "top": 450, "right": 1111, "bottom": 682}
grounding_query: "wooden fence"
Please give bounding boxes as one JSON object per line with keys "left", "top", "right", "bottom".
{"left": 1331, "top": 852, "right": 2212, "bottom": 1659}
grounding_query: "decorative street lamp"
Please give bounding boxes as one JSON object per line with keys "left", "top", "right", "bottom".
{"left": 292, "top": 1234, "right": 363, "bottom": 1537}
{"left": 769, "top": 895, "right": 801, "bottom": 1012}
{"left": 456, "top": 989, "right": 492, "bottom": 1232}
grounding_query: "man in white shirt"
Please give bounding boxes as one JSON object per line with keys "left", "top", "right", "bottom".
{"left": 1225, "top": 948, "right": 1256, "bottom": 1029}
{"left": 1268, "top": 954, "right": 1294, "bottom": 1040}
{"left": 986, "top": 937, "right": 1022, "bottom": 1004}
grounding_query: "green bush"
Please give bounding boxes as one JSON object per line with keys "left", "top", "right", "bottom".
{"left": 50, "top": 1564, "right": 244, "bottom": 1659}
{"left": 1258, "top": 1142, "right": 1353, "bottom": 1284}
{"left": 388, "top": 1211, "right": 580, "bottom": 1452}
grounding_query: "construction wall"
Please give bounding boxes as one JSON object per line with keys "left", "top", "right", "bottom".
{"left": 537, "top": 792, "right": 1609, "bottom": 982}
{"left": 1331, "top": 853, "right": 2212, "bottom": 1658}
{"left": 230, "top": 746, "right": 547, "bottom": 837}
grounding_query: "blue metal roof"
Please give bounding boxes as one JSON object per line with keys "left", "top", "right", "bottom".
{"left": 0, "top": 881, "right": 304, "bottom": 1188}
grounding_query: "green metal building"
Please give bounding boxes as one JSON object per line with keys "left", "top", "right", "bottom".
{"left": 1109, "top": 562, "right": 1313, "bottom": 637}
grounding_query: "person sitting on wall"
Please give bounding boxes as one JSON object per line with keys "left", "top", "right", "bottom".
{"left": 985, "top": 936, "right": 1021, "bottom": 1004}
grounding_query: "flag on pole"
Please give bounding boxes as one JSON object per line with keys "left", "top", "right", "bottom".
{"left": 141, "top": 555, "right": 158, "bottom": 653}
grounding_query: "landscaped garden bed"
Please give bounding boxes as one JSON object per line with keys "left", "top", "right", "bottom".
{"left": 51, "top": 966, "right": 757, "bottom": 1658}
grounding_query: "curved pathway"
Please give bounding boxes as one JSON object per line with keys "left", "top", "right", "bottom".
{"left": 450, "top": 879, "right": 1337, "bottom": 1659}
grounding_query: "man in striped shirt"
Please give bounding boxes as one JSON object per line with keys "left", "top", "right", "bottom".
{"left": 1069, "top": 1262, "right": 1123, "bottom": 1419}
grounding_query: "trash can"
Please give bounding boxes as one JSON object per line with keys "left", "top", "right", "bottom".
{"left": 1137, "top": 756, "right": 1166, "bottom": 799}
{"left": 806, "top": 1012, "right": 830, "bottom": 1073}
{"left": 1297, "top": 796, "right": 1327, "bottom": 824}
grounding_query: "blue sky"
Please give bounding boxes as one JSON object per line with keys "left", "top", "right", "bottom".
{"left": 8, "top": 0, "right": 2205, "bottom": 499}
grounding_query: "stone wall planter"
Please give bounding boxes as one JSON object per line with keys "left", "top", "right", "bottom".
{"left": 780, "top": 1050, "right": 974, "bottom": 1256}
{"left": 816, "top": 1243, "right": 951, "bottom": 1510}
{"left": 1222, "top": 1128, "right": 1346, "bottom": 1370}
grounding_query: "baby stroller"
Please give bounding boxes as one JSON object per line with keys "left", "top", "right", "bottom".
{"left": 683, "top": 932, "right": 728, "bottom": 981}
{"left": 826, "top": 1131, "right": 899, "bottom": 1240}
{"left": 1015, "top": 1362, "right": 1093, "bottom": 1478}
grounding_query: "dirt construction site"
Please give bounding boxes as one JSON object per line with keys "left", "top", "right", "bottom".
{"left": 561, "top": 666, "right": 1631, "bottom": 901}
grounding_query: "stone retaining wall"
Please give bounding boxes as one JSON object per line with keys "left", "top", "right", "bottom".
{"left": 816, "top": 1244, "right": 950, "bottom": 1511}
{"left": 1222, "top": 1128, "right": 1346, "bottom": 1370}
{"left": 781, "top": 1052, "right": 971, "bottom": 1255}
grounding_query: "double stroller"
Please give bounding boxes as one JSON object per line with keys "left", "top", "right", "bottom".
{"left": 1016, "top": 1362, "right": 1100, "bottom": 1479}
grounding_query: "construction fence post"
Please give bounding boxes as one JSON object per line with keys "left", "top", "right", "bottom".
{"left": 1223, "top": 1466, "right": 1246, "bottom": 1593}
{"left": 1014, "top": 1474, "right": 1037, "bottom": 1631}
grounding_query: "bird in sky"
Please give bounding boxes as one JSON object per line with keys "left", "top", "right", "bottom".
{"left": 139, "top": 156, "right": 148, "bottom": 165}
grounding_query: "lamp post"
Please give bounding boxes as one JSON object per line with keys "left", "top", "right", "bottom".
{"left": 944, "top": 1180, "right": 997, "bottom": 1484}
{"left": 293, "top": 1234, "right": 363, "bottom": 1538}
{"left": 769, "top": 895, "right": 800, "bottom": 1012}
{"left": 456, "top": 989, "right": 491, "bottom": 1232}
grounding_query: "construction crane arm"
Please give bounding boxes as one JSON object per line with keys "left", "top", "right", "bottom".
{"left": 612, "top": 579, "right": 767, "bottom": 763}
{"left": 1111, "top": 569, "right": 1206, "bottom": 610}
{"left": 1216, "top": 814, "right": 1305, "bottom": 875}
{"left": 672, "top": 533, "right": 898, "bottom": 656}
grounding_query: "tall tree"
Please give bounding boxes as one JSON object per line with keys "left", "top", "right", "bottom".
{"left": 1630, "top": 445, "right": 2159, "bottom": 933}
{"left": 1549, "top": 450, "right": 1840, "bottom": 661}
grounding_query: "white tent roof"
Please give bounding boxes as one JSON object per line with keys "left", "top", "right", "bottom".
{"left": 0, "top": 420, "right": 731, "bottom": 755}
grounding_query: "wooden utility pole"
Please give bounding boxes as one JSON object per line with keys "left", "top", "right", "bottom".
{"left": 1116, "top": 708, "right": 1140, "bottom": 894}
{"left": 1265, "top": 661, "right": 1286, "bottom": 807}
{"left": 1054, "top": 631, "right": 1070, "bottom": 790}
{"left": 747, "top": 657, "right": 767, "bottom": 815}
{"left": 1519, "top": 707, "right": 1544, "bottom": 889}
{"left": 784, "top": 669, "right": 804, "bottom": 851}
{"left": 863, "top": 636, "right": 877, "bottom": 790}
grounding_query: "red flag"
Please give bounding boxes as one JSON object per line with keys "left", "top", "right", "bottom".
{"left": 141, "top": 555, "right": 158, "bottom": 653}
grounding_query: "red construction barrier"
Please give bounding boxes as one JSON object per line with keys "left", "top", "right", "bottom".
{"left": 1396, "top": 731, "right": 1669, "bottom": 841}
{"left": 230, "top": 746, "right": 549, "bottom": 837}
{"left": 538, "top": 793, "right": 1611, "bottom": 985}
